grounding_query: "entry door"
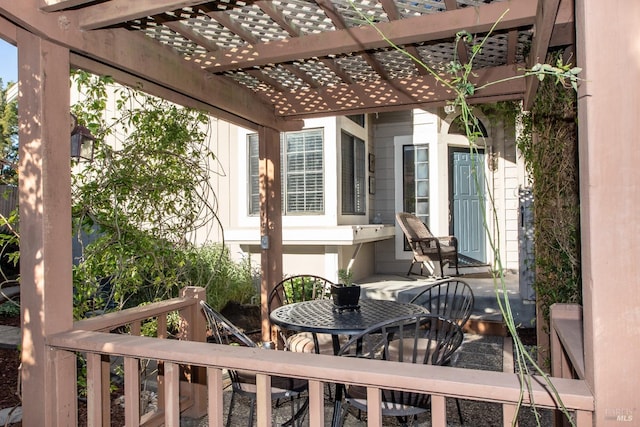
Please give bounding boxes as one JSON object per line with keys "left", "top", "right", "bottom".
{"left": 451, "top": 149, "right": 486, "bottom": 263}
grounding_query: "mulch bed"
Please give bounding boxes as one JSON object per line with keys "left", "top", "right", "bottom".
{"left": 0, "top": 314, "right": 20, "bottom": 418}
{"left": 514, "top": 327, "right": 537, "bottom": 346}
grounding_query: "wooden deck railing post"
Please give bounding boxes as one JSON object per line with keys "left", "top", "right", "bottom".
{"left": 180, "top": 286, "right": 207, "bottom": 418}
{"left": 550, "top": 303, "right": 585, "bottom": 426}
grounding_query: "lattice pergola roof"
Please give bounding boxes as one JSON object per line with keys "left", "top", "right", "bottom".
{"left": 0, "top": 0, "right": 574, "bottom": 131}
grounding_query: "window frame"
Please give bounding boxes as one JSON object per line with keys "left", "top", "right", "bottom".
{"left": 247, "top": 128, "right": 325, "bottom": 216}
{"left": 341, "top": 131, "right": 366, "bottom": 216}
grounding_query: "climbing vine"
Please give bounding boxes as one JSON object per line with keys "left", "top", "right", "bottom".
{"left": 516, "top": 50, "right": 582, "bottom": 325}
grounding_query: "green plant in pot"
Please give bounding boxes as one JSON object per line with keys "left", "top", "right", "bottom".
{"left": 331, "top": 269, "right": 361, "bottom": 311}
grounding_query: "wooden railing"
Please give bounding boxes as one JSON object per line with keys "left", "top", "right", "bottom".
{"left": 550, "top": 303, "right": 588, "bottom": 426}
{"left": 47, "top": 287, "right": 594, "bottom": 426}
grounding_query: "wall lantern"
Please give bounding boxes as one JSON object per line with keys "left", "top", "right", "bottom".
{"left": 70, "top": 113, "right": 96, "bottom": 162}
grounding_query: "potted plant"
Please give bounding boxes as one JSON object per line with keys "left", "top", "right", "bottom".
{"left": 331, "top": 269, "right": 361, "bottom": 311}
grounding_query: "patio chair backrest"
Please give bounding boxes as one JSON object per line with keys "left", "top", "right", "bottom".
{"left": 268, "top": 274, "right": 334, "bottom": 312}
{"left": 337, "top": 313, "right": 463, "bottom": 417}
{"left": 200, "top": 300, "right": 308, "bottom": 426}
{"left": 200, "top": 300, "right": 256, "bottom": 348}
{"left": 396, "top": 211, "right": 435, "bottom": 243}
{"left": 409, "top": 279, "right": 474, "bottom": 329}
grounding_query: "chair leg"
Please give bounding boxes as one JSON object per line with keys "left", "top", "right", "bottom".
{"left": 282, "top": 395, "right": 309, "bottom": 427}
{"left": 456, "top": 397, "right": 464, "bottom": 424}
{"left": 248, "top": 395, "right": 256, "bottom": 427}
{"left": 226, "top": 391, "right": 237, "bottom": 427}
{"left": 407, "top": 259, "right": 416, "bottom": 276}
{"left": 338, "top": 400, "right": 351, "bottom": 427}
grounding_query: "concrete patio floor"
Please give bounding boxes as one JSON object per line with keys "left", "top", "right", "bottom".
{"left": 358, "top": 270, "right": 537, "bottom": 331}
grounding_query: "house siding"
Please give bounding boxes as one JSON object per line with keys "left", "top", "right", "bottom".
{"left": 371, "top": 111, "right": 412, "bottom": 274}
{"left": 370, "top": 108, "right": 525, "bottom": 275}
{"left": 201, "top": 108, "right": 524, "bottom": 280}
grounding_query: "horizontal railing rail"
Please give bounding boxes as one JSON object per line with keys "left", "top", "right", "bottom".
{"left": 550, "top": 303, "right": 585, "bottom": 380}
{"left": 47, "top": 293, "right": 594, "bottom": 427}
{"left": 74, "top": 295, "right": 200, "bottom": 333}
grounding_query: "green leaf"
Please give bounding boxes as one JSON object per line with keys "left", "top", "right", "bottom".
{"left": 465, "top": 83, "right": 475, "bottom": 96}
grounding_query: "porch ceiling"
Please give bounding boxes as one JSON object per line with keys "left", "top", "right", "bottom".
{"left": 0, "top": 0, "right": 574, "bottom": 131}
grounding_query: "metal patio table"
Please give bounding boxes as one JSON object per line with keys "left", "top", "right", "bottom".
{"left": 270, "top": 298, "right": 429, "bottom": 426}
{"left": 270, "top": 298, "right": 428, "bottom": 353}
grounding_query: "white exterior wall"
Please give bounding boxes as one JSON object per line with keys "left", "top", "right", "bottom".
{"left": 69, "top": 83, "right": 523, "bottom": 281}
{"left": 226, "top": 116, "right": 384, "bottom": 283}
{"left": 371, "top": 111, "right": 413, "bottom": 274}
{"left": 376, "top": 108, "right": 524, "bottom": 275}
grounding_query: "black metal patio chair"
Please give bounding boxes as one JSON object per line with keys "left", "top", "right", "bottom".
{"left": 268, "top": 274, "right": 336, "bottom": 354}
{"left": 409, "top": 278, "right": 475, "bottom": 330}
{"left": 200, "top": 300, "right": 308, "bottom": 427}
{"left": 409, "top": 278, "right": 475, "bottom": 423}
{"left": 335, "top": 313, "right": 464, "bottom": 426}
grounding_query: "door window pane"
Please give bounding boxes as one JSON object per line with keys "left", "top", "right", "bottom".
{"left": 402, "top": 144, "right": 429, "bottom": 225}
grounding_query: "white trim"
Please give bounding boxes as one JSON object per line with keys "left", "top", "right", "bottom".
{"left": 226, "top": 224, "right": 394, "bottom": 245}
{"left": 393, "top": 134, "right": 414, "bottom": 262}
{"left": 324, "top": 248, "right": 339, "bottom": 282}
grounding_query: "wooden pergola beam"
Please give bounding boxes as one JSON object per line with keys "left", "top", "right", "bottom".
{"left": 272, "top": 64, "right": 526, "bottom": 118}
{"left": 75, "top": 0, "right": 208, "bottom": 30}
{"left": 0, "top": 0, "right": 303, "bottom": 132}
{"left": 523, "top": 0, "right": 562, "bottom": 110}
{"left": 201, "top": 0, "right": 536, "bottom": 72}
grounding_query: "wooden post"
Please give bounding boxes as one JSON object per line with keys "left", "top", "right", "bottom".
{"left": 17, "top": 30, "right": 76, "bottom": 426}
{"left": 180, "top": 286, "right": 207, "bottom": 418}
{"left": 258, "top": 126, "right": 282, "bottom": 345}
{"left": 576, "top": 0, "right": 640, "bottom": 424}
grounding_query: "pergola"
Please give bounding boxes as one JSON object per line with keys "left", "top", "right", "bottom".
{"left": 0, "top": 0, "right": 637, "bottom": 425}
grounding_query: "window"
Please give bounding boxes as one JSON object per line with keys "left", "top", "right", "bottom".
{"left": 341, "top": 132, "right": 366, "bottom": 215}
{"left": 248, "top": 129, "right": 324, "bottom": 215}
{"left": 401, "top": 144, "right": 429, "bottom": 251}
{"left": 403, "top": 144, "right": 429, "bottom": 224}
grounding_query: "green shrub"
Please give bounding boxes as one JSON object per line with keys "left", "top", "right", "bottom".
{"left": 185, "top": 244, "right": 258, "bottom": 311}
{"left": 0, "top": 301, "right": 19, "bottom": 317}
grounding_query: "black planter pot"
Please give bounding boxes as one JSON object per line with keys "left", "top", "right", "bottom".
{"left": 330, "top": 284, "right": 361, "bottom": 312}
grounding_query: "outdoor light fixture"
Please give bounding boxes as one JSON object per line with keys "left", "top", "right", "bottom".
{"left": 70, "top": 113, "right": 95, "bottom": 162}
